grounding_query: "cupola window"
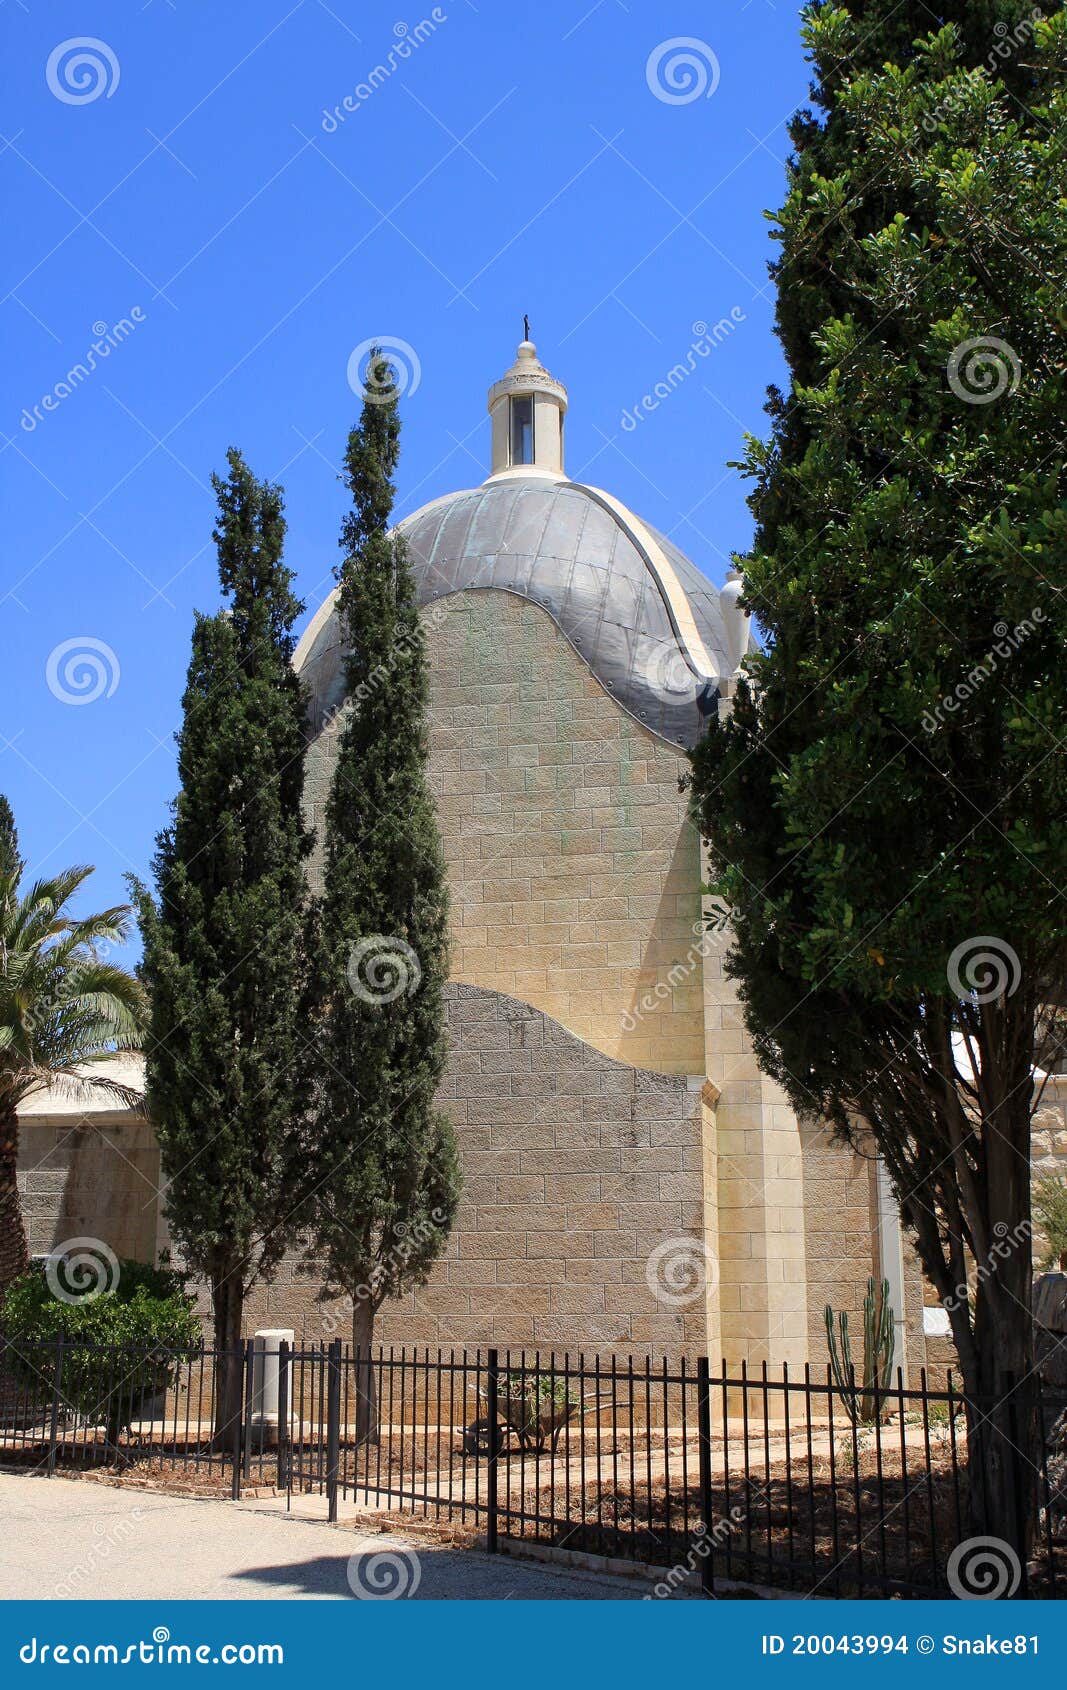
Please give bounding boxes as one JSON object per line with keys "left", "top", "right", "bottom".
{"left": 510, "top": 395, "right": 534, "bottom": 465}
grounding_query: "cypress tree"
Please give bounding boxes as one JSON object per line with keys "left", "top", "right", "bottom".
{"left": 0, "top": 798, "right": 21, "bottom": 885}
{"left": 691, "top": 2, "right": 1067, "bottom": 1555}
{"left": 132, "top": 450, "right": 313, "bottom": 1439}
{"left": 307, "top": 354, "right": 460, "bottom": 1436}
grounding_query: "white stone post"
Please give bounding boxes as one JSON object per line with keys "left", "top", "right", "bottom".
{"left": 250, "top": 1329, "right": 294, "bottom": 1448}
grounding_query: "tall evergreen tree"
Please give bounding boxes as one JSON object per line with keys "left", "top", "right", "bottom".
{"left": 0, "top": 798, "right": 21, "bottom": 885}
{"left": 306, "top": 355, "right": 460, "bottom": 1435}
{"left": 132, "top": 451, "right": 313, "bottom": 1438}
{"left": 691, "top": 2, "right": 1067, "bottom": 1557}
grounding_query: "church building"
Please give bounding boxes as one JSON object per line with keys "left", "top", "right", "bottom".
{"left": 25, "top": 338, "right": 1064, "bottom": 1377}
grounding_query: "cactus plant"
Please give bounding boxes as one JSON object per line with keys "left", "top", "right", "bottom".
{"left": 824, "top": 1276, "right": 896, "bottom": 1425}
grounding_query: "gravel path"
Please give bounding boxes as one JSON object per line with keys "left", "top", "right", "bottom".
{"left": 0, "top": 1474, "right": 653, "bottom": 1601}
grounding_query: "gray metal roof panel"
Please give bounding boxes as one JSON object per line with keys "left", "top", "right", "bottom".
{"left": 302, "top": 478, "right": 728, "bottom": 748}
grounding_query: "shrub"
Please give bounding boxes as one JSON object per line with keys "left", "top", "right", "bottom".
{"left": 0, "top": 1255, "right": 201, "bottom": 1442}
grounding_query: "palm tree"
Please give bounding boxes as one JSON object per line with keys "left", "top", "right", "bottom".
{"left": 0, "top": 796, "right": 146, "bottom": 1289}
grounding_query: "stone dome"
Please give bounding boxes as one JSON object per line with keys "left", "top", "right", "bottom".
{"left": 296, "top": 340, "right": 749, "bottom": 748}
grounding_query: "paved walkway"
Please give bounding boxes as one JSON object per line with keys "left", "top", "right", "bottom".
{"left": 0, "top": 1474, "right": 654, "bottom": 1601}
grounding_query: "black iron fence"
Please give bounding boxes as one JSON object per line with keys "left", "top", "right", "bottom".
{"left": 2, "top": 1334, "right": 1064, "bottom": 1598}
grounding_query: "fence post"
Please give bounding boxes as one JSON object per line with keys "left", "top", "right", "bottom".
{"left": 486, "top": 1348, "right": 500, "bottom": 1554}
{"left": 230, "top": 1339, "right": 246, "bottom": 1502}
{"left": 277, "top": 1340, "right": 290, "bottom": 1497}
{"left": 697, "top": 1356, "right": 715, "bottom": 1596}
{"left": 46, "top": 1333, "right": 65, "bottom": 1477}
{"left": 326, "top": 1337, "right": 342, "bottom": 1524}
{"left": 242, "top": 1340, "right": 256, "bottom": 1481}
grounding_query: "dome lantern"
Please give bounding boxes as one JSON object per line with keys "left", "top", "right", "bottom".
{"left": 486, "top": 331, "right": 568, "bottom": 481}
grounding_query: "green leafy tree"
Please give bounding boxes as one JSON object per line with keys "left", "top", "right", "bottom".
{"left": 690, "top": 2, "right": 1067, "bottom": 1558}
{"left": 306, "top": 356, "right": 460, "bottom": 1437}
{"left": 0, "top": 798, "right": 145, "bottom": 1290}
{"left": 132, "top": 451, "right": 313, "bottom": 1441}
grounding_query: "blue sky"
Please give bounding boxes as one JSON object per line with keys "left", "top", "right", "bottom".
{"left": 2, "top": 0, "right": 808, "bottom": 940}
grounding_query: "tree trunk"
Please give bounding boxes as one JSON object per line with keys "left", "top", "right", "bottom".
{"left": 965, "top": 1277, "right": 1037, "bottom": 1561}
{"left": 351, "top": 1297, "right": 378, "bottom": 1445}
{"left": 0, "top": 1105, "right": 29, "bottom": 1293}
{"left": 959, "top": 1296, "right": 1038, "bottom": 1603}
{"left": 211, "top": 1270, "right": 245, "bottom": 1453}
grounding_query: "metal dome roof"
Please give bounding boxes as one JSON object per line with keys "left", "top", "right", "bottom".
{"left": 296, "top": 476, "right": 734, "bottom": 748}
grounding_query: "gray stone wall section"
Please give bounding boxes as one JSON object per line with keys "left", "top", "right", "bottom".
{"left": 17, "top": 1114, "right": 160, "bottom": 1265}
{"left": 253, "top": 982, "right": 708, "bottom": 1359}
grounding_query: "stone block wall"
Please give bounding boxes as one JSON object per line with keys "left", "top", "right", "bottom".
{"left": 301, "top": 589, "right": 705, "bottom": 1076}
{"left": 1033, "top": 1075, "right": 1067, "bottom": 1266}
{"left": 799, "top": 1121, "right": 878, "bottom": 1370}
{"left": 17, "top": 1110, "right": 160, "bottom": 1266}
{"left": 249, "top": 983, "right": 710, "bottom": 1359}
